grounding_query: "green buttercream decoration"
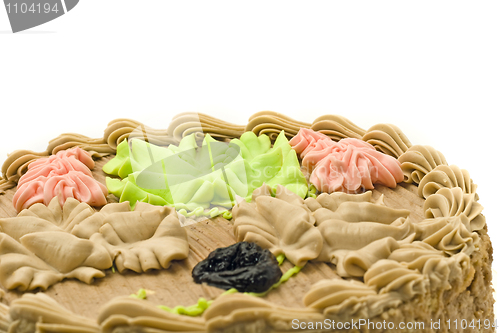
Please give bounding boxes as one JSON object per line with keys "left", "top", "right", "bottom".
{"left": 103, "top": 131, "right": 307, "bottom": 214}
{"left": 102, "top": 140, "right": 133, "bottom": 178}
{"left": 158, "top": 297, "right": 211, "bottom": 316}
{"left": 245, "top": 265, "right": 302, "bottom": 297}
{"left": 130, "top": 288, "right": 148, "bottom": 299}
{"left": 156, "top": 288, "right": 240, "bottom": 316}
{"left": 275, "top": 253, "right": 286, "bottom": 265}
{"left": 177, "top": 207, "right": 223, "bottom": 219}
{"left": 307, "top": 184, "right": 318, "bottom": 199}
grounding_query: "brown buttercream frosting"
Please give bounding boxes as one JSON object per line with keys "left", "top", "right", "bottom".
{"left": 362, "top": 123, "right": 412, "bottom": 158}
{"left": 8, "top": 293, "right": 99, "bottom": 332}
{"left": 424, "top": 187, "right": 485, "bottom": 231}
{"left": 418, "top": 164, "right": 477, "bottom": 198}
{"left": 399, "top": 145, "right": 448, "bottom": 184}
{"left": 228, "top": 180, "right": 483, "bottom": 322}
{"left": 0, "top": 197, "right": 188, "bottom": 291}
{"left": 0, "top": 112, "right": 491, "bottom": 332}
{"left": 245, "top": 111, "right": 312, "bottom": 141}
{"left": 98, "top": 296, "right": 206, "bottom": 332}
{"left": 232, "top": 184, "right": 322, "bottom": 267}
{"left": 204, "top": 293, "right": 324, "bottom": 332}
{"left": 311, "top": 114, "right": 366, "bottom": 140}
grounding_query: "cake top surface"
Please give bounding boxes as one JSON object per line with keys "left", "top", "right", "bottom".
{"left": 0, "top": 111, "right": 493, "bottom": 332}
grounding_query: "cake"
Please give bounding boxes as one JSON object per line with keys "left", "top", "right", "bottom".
{"left": 0, "top": 111, "right": 494, "bottom": 333}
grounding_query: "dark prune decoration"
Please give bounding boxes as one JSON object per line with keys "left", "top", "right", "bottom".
{"left": 192, "top": 242, "right": 283, "bottom": 293}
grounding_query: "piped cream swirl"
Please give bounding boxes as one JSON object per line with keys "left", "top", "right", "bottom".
{"left": 311, "top": 114, "right": 366, "bottom": 140}
{"left": 424, "top": 187, "right": 485, "bottom": 231}
{"left": 398, "top": 145, "right": 447, "bottom": 184}
{"left": 414, "top": 214, "right": 479, "bottom": 256}
{"left": 362, "top": 123, "right": 412, "bottom": 158}
{"left": 418, "top": 165, "right": 477, "bottom": 199}
{"left": 364, "top": 260, "right": 427, "bottom": 298}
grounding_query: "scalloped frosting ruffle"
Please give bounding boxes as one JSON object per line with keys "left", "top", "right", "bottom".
{"left": 233, "top": 184, "right": 479, "bottom": 279}
{"left": 0, "top": 193, "right": 487, "bottom": 329}
{"left": 98, "top": 296, "right": 206, "bottom": 332}
{"left": 0, "top": 197, "right": 189, "bottom": 291}
{"left": 301, "top": 248, "right": 472, "bottom": 319}
{"left": 424, "top": 187, "right": 485, "bottom": 231}
{"left": 232, "top": 184, "right": 322, "bottom": 267}
{"left": 230, "top": 182, "right": 481, "bottom": 320}
{"left": 7, "top": 293, "right": 99, "bottom": 332}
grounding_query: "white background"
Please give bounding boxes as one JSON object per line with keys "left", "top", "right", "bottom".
{"left": 1, "top": 0, "right": 499, "bottom": 316}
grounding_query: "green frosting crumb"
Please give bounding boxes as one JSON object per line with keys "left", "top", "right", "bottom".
{"left": 276, "top": 253, "right": 286, "bottom": 265}
{"left": 130, "top": 288, "right": 148, "bottom": 300}
{"left": 307, "top": 184, "right": 318, "bottom": 199}
{"left": 222, "top": 210, "right": 233, "bottom": 220}
{"left": 177, "top": 207, "right": 223, "bottom": 219}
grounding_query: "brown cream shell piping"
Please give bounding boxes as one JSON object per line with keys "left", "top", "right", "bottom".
{"left": 246, "top": 111, "right": 311, "bottom": 141}
{"left": 424, "top": 187, "right": 485, "bottom": 231}
{"left": 204, "top": 293, "right": 324, "bottom": 332}
{"left": 418, "top": 165, "right": 477, "bottom": 198}
{"left": 398, "top": 145, "right": 448, "bottom": 184}
{"left": 311, "top": 114, "right": 366, "bottom": 140}
{"left": 362, "top": 123, "right": 412, "bottom": 158}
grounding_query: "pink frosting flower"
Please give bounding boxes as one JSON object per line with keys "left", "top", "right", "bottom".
{"left": 13, "top": 147, "right": 107, "bottom": 212}
{"left": 290, "top": 128, "right": 340, "bottom": 173}
{"left": 291, "top": 128, "right": 404, "bottom": 193}
{"left": 29, "top": 147, "right": 95, "bottom": 169}
{"left": 13, "top": 171, "right": 108, "bottom": 212}
{"left": 290, "top": 129, "right": 332, "bottom": 157}
{"left": 17, "top": 158, "right": 92, "bottom": 188}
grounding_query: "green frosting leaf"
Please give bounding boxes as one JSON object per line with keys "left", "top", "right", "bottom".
{"left": 103, "top": 131, "right": 307, "bottom": 213}
{"left": 102, "top": 140, "right": 133, "bottom": 178}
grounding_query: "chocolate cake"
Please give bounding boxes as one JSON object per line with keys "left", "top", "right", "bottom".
{"left": 0, "top": 112, "right": 494, "bottom": 333}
